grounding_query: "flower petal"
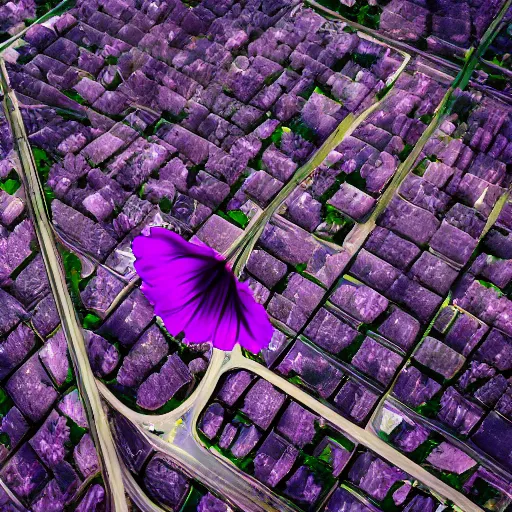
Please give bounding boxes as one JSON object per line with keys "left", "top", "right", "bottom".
{"left": 132, "top": 227, "right": 272, "bottom": 353}
{"left": 235, "top": 281, "right": 274, "bottom": 354}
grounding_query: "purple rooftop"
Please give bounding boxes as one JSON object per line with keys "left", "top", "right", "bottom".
{"left": 0, "top": 0, "right": 510, "bottom": 511}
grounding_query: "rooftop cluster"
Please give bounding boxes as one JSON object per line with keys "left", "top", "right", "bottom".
{"left": 0, "top": 0, "right": 510, "bottom": 510}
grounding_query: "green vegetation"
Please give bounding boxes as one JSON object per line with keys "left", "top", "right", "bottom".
{"left": 312, "top": 0, "right": 382, "bottom": 29}
{"left": 415, "top": 395, "right": 442, "bottom": 418}
{"left": 62, "top": 250, "right": 83, "bottom": 313}
{"left": 227, "top": 209, "right": 249, "bottom": 229}
{"left": 44, "top": 185, "right": 56, "bottom": 204}
{"left": 33, "top": 147, "right": 53, "bottom": 182}
{"left": 105, "top": 55, "right": 119, "bottom": 66}
{"left": 159, "top": 197, "right": 173, "bottom": 214}
{"left": 0, "top": 388, "right": 13, "bottom": 417}
{"left": 295, "top": 262, "right": 307, "bottom": 273}
{"left": 0, "top": 177, "right": 21, "bottom": 195}
{"left": 62, "top": 89, "right": 86, "bottom": 105}
{"left": 469, "top": 476, "right": 503, "bottom": 509}
{"left": 288, "top": 117, "right": 318, "bottom": 143}
{"left": 352, "top": 52, "right": 379, "bottom": 69}
{"left": 67, "top": 416, "right": 87, "bottom": 445}
{"left": 409, "top": 437, "right": 439, "bottom": 464}
{"left": 217, "top": 209, "right": 250, "bottom": 229}
{"left": 398, "top": 144, "right": 414, "bottom": 162}
{"left": 324, "top": 204, "right": 348, "bottom": 225}
{"left": 82, "top": 313, "right": 102, "bottom": 330}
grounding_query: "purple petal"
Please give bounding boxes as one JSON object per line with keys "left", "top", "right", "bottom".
{"left": 132, "top": 228, "right": 272, "bottom": 353}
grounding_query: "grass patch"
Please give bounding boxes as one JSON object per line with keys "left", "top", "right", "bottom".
{"left": 0, "top": 178, "right": 21, "bottom": 195}
{"left": 313, "top": 0, "right": 382, "bottom": 29}
{"left": 62, "top": 89, "right": 86, "bottom": 105}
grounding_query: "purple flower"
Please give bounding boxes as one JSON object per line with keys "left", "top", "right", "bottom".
{"left": 132, "top": 228, "right": 272, "bottom": 353}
